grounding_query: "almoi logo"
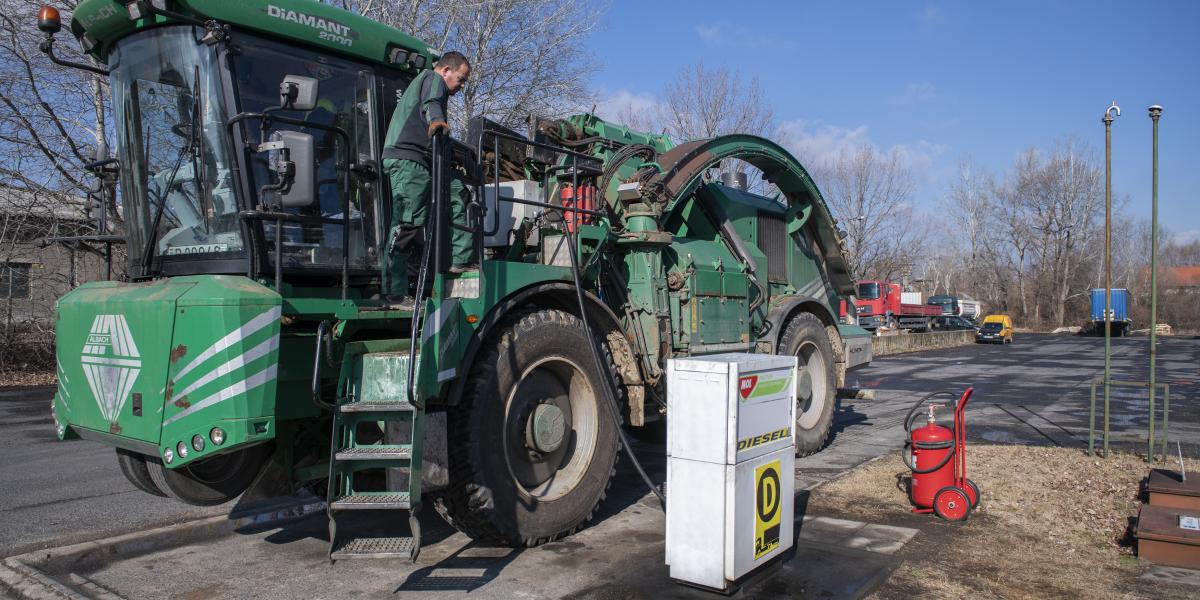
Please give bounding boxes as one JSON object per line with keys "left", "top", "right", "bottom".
{"left": 80, "top": 315, "right": 141, "bottom": 425}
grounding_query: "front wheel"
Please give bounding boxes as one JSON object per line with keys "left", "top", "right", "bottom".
{"left": 116, "top": 449, "right": 166, "bottom": 497}
{"left": 436, "top": 309, "right": 620, "bottom": 547}
{"left": 146, "top": 443, "right": 270, "bottom": 506}
{"left": 778, "top": 312, "right": 837, "bottom": 457}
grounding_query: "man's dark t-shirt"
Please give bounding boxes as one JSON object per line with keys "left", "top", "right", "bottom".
{"left": 382, "top": 69, "right": 449, "bottom": 169}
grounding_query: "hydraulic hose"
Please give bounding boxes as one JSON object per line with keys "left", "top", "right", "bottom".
{"left": 560, "top": 222, "right": 666, "bottom": 510}
{"left": 901, "top": 390, "right": 960, "bottom": 474}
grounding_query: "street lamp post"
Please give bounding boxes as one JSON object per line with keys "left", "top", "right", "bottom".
{"left": 1102, "top": 101, "right": 1120, "bottom": 457}
{"left": 1148, "top": 104, "right": 1162, "bottom": 462}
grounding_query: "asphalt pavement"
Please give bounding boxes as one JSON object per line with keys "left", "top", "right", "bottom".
{"left": 1, "top": 332, "right": 1197, "bottom": 598}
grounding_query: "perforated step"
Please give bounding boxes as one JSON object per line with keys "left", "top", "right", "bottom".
{"left": 335, "top": 445, "right": 412, "bottom": 461}
{"left": 330, "top": 536, "right": 417, "bottom": 560}
{"left": 338, "top": 401, "right": 415, "bottom": 413}
{"left": 330, "top": 492, "right": 411, "bottom": 510}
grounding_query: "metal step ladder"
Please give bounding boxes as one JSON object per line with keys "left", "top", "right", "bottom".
{"left": 326, "top": 340, "right": 423, "bottom": 562}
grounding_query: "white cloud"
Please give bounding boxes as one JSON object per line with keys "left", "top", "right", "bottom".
{"left": 890, "top": 82, "right": 937, "bottom": 105}
{"left": 592, "top": 89, "right": 663, "bottom": 130}
{"left": 1175, "top": 229, "right": 1200, "bottom": 245}
{"left": 693, "top": 22, "right": 797, "bottom": 50}
{"left": 776, "top": 119, "right": 945, "bottom": 184}
{"left": 775, "top": 120, "right": 870, "bottom": 168}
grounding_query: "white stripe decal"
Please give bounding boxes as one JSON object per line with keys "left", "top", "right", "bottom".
{"left": 422, "top": 299, "right": 458, "bottom": 342}
{"left": 437, "top": 367, "right": 457, "bottom": 382}
{"left": 174, "top": 306, "right": 281, "bottom": 381}
{"left": 171, "top": 336, "right": 279, "bottom": 401}
{"left": 80, "top": 356, "right": 141, "bottom": 367}
{"left": 162, "top": 363, "right": 278, "bottom": 427}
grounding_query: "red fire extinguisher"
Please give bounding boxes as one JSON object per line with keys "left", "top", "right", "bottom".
{"left": 904, "top": 388, "right": 979, "bottom": 521}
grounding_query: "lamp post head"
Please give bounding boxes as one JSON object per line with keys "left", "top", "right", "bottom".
{"left": 1148, "top": 105, "right": 1163, "bottom": 121}
{"left": 1103, "top": 101, "right": 1121, "bottom": 125}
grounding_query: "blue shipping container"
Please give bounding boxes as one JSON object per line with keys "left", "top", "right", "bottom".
{"left": 1090, "top": 288, "right": 1130, "bottom": 322}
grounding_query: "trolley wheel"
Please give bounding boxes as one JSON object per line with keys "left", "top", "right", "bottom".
{"left": 933, "top": 486, "right": 971, "bottom": 522}
{"left": 964, "top": 478, "right": 980, "bottom": 508}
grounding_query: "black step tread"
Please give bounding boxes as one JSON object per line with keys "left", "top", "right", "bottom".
{"left": 330, "top": 492, "right": 411, "bottom": 510}
{"left": 335, "top": 445, "right": 412, "bottom": 461}
{"left": 331, "top": 536, "right": 417, "bottom": 559}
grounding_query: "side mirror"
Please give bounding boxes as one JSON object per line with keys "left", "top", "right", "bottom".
{"left": 268, "top": 130, "right": 315, "bottom": 207}
{"left": 279, "top": 75, "right": 318, "bottom": 111}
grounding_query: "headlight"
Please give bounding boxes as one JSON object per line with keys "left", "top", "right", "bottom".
{"left": 177, "top": 441, "right": 189, "bottom": 459}
{"left": 191, "top": 434, "right": 205, "bottom": 452}
{"left": 210, "top": 427, "right": 226, "bottom": 446}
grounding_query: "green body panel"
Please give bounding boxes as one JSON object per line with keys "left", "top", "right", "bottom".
{"left": 54, "top": 275, "right": 281, "bottom": 467}
{"left": 54, "top": 279, "right": 195, "bottom": 443}
{"left": 70, "top": 0, "right": 437, "bottom": 69}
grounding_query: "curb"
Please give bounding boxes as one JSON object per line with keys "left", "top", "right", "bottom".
{"left": 0, "top": 498, "right": 325, "bottom": 600}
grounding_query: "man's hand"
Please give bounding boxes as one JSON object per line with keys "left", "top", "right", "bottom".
{"left": 427, "top": 120, "right": 450, "bottom": 137}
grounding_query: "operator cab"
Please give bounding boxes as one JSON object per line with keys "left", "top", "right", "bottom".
{"left": 107, "top": 24, "right": 412, "bottom": 287}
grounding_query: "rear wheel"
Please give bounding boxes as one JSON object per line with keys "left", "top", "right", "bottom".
{"left": 146, "top": 444, "right": 270, "bottom": 506}
{"left": 115, "top": 449, "right": 166, "bottom": 497}
{"left": 778, "top": 312, "right": 837, "bottom": 457}
{"left": 436, "top": 309, "right": 620, "bottom": 547}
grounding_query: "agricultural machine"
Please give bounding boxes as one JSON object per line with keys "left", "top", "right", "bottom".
{"left": 40, "top": 0, "right": 872, "bottom": 559}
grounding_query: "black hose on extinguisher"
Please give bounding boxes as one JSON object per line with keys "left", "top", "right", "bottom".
{"left": 902, "top": 390, "right": 960, "bottom": 474}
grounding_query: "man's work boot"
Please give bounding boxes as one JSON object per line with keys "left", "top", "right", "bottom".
{"left": 449, "top": 263, "right": 479, "bottom": 275}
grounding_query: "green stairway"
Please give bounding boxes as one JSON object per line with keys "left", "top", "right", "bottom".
{"left": 326, "top": 340, "right": 423, "bottom": 562}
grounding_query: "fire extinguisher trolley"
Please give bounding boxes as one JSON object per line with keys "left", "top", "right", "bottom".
{"left": 904, "top": 388, "right": 979, "bottom": 521}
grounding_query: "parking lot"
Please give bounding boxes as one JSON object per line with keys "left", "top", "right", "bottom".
{"left": 2, "top": 332, "right": 1197, "bottom": 598}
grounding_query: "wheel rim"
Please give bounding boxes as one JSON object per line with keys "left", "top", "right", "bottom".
{"left": 504, "top": 356, "right": 599, "bottom": 501}
{"left": 936, "top": 488, "right": 969, "bottom": 520}
{"left": 795, "top": 340, "right": 829, "bottom": 430}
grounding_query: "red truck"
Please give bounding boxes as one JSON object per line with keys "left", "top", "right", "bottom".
{"left": 844, "top": 280, "right": 942, "bottom": 332}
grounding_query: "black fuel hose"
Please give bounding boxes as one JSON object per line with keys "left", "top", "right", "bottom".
{"left": 560, "top": 225, "right": 666, "bottom": 510}
{"left": 901, "top": 391, "right": 960, "bottom": 475}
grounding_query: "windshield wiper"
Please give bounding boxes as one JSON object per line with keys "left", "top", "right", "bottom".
{"left": 140, "top": 67, "right": 201, "bottom": 274}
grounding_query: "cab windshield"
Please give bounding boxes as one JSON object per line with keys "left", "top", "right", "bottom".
{"left": 980, "top": 322, "right": 1003, "bottom": 332}
{"left": 856, "top": 282, "right": 880, "bottom": 300}
{"left": 111, "top": 27, "right": 241, "bottom": 270}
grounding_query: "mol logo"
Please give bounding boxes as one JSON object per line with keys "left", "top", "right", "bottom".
{"left": 739, "top": 375, "right": 759, "bottom": 400}
{"left": 80, "top": 315, "right": 141, "bottom": 425}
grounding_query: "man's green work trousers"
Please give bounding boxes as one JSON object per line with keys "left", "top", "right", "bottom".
{"left": 383, "top": 158, "right": 474, "bottom": 295}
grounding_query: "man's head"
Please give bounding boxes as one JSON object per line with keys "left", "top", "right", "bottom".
{"left": 433, "top": 51, "right": 470, "bottom": 95}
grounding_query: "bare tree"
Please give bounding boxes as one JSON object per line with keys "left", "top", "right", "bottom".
{"left": 656, "top": 62, "right": 774, "bottom": 141}
{"left": 335, "top": 0, "right": 601, "bottom": 131}
{"left": 817, "top": 145, "right": 926, "bottom": 282}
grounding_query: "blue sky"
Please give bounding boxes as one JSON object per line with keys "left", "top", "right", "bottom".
{"left": 586, "top": 0, "right": 1200, "bottom": 243}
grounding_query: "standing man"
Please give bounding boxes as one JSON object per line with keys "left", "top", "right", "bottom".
{"left": 381, "top": 51, "right": 471, "bottom": 308}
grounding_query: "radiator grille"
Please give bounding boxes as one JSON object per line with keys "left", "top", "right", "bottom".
{"left": 757, "top": 211, "right": 788, "bottom": 282}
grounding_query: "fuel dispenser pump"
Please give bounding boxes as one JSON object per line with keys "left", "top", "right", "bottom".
{"left": 665, "top": 354, "right": 797, "bottom": 592}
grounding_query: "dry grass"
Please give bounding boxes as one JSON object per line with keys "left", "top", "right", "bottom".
{"left": 807, "top": 445, "right": 1200, "bottom": 600}
{"left": 0, "top": 370, "right": 56, "bottom": 388}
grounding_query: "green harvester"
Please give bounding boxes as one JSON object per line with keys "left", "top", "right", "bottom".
{"left": 40, "top": 0, "right": 872, "bottom": 560}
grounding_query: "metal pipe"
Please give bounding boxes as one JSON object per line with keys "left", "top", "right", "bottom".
{"left": 1162, "top": 384, "right": 1170, "bottom": 460}
{"left": 1102, "top": 101, "right": 1119, "bottom": 458}
{"left": 1088, "top": 381, "right": 1097, "bottom": 456}
{"left": 1148, "top": 105, "right": 1162, "bottom": 462}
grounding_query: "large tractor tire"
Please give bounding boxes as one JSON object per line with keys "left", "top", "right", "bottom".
{"left": 115, "top": 449, "right": 166, "bottom": 497}
{"left": 778, "top": 312, "right": 838, "bottom": 457}
{"left": 146, "top": 443, "right": 270, "bottom": 506}
{"left": 436, "top": 309, "right": 620, "bottom": 547}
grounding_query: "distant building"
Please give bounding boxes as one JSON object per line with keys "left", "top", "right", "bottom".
{"left": 1161, "top": 266, "right": 1200, "bottom": 291}
{"left": 0, "top": 185, "right": 111, "bottom": 326}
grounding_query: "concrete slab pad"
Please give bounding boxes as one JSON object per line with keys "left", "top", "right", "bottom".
{"left": 2, "top": 495, "right": 917, "bottom": 600}
{"left": 1140, "top": 563, "right": 1200, "bottom": 588}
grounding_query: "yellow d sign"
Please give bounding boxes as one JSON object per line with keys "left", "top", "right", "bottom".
{"left": 754, "top": 460, "right": 782, "bottom": 559}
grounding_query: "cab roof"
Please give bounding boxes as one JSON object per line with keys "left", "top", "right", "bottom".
{"left": 69, "top": 0, "right": 437, "bottom": 71}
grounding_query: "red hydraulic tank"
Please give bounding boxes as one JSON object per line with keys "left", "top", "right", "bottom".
{"left": 910, "top": 416, "right": 955, "bottom": 509}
